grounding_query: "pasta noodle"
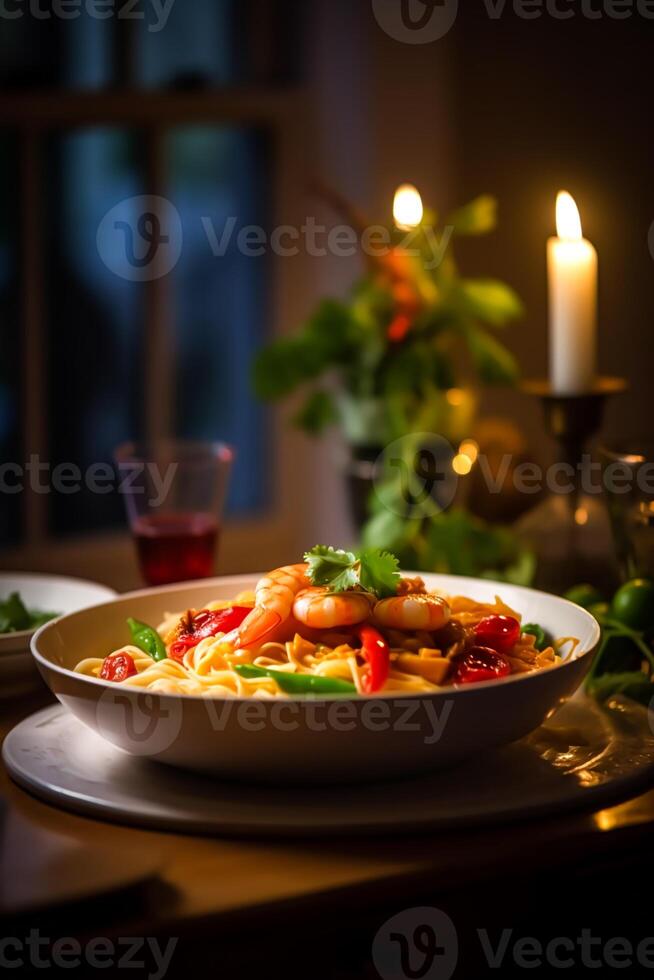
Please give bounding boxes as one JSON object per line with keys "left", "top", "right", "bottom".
{"left": 75, "top": 580, "right": 567, "bottom": 698}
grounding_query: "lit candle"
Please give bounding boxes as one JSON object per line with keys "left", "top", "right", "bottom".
{"left": 548, "top": 191, "right": 598, "bottom": 394}
{"left": 393, "top": 184, "right": 424, "bottom": 231}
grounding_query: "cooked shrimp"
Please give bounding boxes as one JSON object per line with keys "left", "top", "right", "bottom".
{"left": 293, "top": 587, "right": 375, "bottom": 629}
{"left": 373, "top": 593, "right": 451, "bottom": 632}
{"left": 228, "top": 563, "right": 310, "bottom": 649}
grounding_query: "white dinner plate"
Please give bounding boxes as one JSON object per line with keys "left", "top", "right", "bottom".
{"left": 4, "top": 696, "right": 654, "bottom": 837}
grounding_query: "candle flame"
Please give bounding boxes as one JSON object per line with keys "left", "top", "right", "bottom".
{"left": 556, "top": 191, "right": 583, "bottom": 241}
{"left": 393, "top": 184, "right": 424, "bottom": 231}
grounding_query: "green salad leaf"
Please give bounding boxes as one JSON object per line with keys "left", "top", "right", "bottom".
{"left": 0, "top": 592, "right": 59, "bottom": 634}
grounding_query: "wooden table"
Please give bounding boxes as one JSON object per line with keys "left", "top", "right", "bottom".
{"left": 3, "top": 691, "right": 654, "bottom": 979}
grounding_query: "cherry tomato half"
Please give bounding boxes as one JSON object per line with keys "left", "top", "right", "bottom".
{"left": 473, "top": 615, "right": 521, "bottom": 654}
{"left": 452, "top": 646, "right": 511, "bottom": 685}
{"left": 100, "top": 653, "right": 137, "bottom": 682}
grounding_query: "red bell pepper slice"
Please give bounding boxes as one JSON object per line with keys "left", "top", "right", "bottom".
{"left": 170, "top": 606, "right": 252, "bottom": 662}
{"left": 356, "top": 624, "right": 390, "bottom": 694}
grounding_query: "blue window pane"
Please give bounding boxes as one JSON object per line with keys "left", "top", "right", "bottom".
{"left": 46, "top": 129, "right": 144, "bottom": 535}
{"left": 0, "top": 140, "right": 20, "bottom": 546}
{"left": 167, "top": 126, "right": 270, "bottom": 515}
{"left": 137, "top": 0, "right": 236, "bottom": 89}
{"left": 63, "top": 13, "right": 113, "bottom": 90}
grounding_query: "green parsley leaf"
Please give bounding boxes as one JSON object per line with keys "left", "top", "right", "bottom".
{"left": 304, "top": 546, "right": 359, "bottom": 593}
{"left": 304, "top": 544, "right": 401, "bottom": 599}
{"left": 357, "top": 548, "right": 401, "bottom": 599}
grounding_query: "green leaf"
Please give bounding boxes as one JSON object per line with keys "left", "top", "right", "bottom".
{"left": 357, "top": 548, "right": 401, "bottom": 599}
{"left": 446, "top": 195, "right": 497, "bottom": 236}
{"left": 0, "top": 592, "right": 30, "bottom": 631}
{"left": 252, "top": 337, "right": 321, "bottom": 400}
{"left": 304, "top": 545, "right": 359, "bottom": 592}
{"left": 456, "top": 279, "right": 524, "bottom": 327}
{"left": 293, "top": 390, "right": 336, "bottom": 435}
{"left": 253, "top": 301, "right": 355, "bottom": 401}
{"left": 464, "top": 325, "right": 520, "bottom": 386}
{"left": 588, "top": 671, "right": 654, "bottom": 707}
{"left": 360, "top": 508, "right": 410, "bottom": 551}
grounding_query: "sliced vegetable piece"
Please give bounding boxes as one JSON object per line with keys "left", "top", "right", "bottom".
{"left": 356, "top": 624, "right": 390, "bottom": 694}
{"left": 234, "top": 663, "right": 356, "bottom": 695}
{"left": 127, "top": 617, "right": 167, "bottom": 662}
{"left": 170, "top": 606, "right": 252, "bottom": 661}
{"left": 100, "top": 653, "right": 137, "bottom": 682}
{"left": 396, "top": 653, "right": 450, "bottom": 685}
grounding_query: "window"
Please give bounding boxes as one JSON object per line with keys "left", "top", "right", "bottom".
{"left": 0, "top": 2, "right": 304, "bottom": 559}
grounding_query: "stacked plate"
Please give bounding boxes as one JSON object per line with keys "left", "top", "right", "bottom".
{"left": 0, "top": 574, "right": 115, "bottom": 699}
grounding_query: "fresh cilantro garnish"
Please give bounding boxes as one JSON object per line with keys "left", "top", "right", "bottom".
{"left": 304, "top": 545, "right": 400, "bottom": 599}
{"left": 357, "top": 548, "right": 401, "bottom": 599}
{"left": 304, "top": 546, "right": 359, "bottom": 592}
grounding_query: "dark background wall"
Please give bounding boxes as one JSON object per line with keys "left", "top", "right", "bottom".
{"left": 360, "top": 2, "right": 652, "bottom": 462}
{"left": 448, "top": 5, "right": 652, "bottom": 454}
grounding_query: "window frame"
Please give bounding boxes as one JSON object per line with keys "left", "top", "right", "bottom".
{"left": 0, "top": 88, "right": 316, "bottom": 586}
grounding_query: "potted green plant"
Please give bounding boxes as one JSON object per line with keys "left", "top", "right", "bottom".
{"left": 254, "top": 188, "right": 533, "bottom": 583}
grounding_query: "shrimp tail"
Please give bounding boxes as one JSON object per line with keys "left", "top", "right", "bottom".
{"left": 229, "top": 606, "right": 282, "bottom": 649}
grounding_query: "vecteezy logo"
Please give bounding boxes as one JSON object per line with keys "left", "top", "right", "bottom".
{"left": 97, "top": 195, "right": 182, "bottom": 281}
{"left": 96, "top": 688, "right": 183, "bottom": 756}
{"left": 373, "top": 907, "right": 458, "bottom": 980}
{"left": 374, "top": 433, "right": 458, "bottom": 520}
{"left": 372, "top": 0, "right": 458, "bottom": 44}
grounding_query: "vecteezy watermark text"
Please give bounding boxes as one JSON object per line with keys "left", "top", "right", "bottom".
{"left": 96, "top": 195, "right": 454, "bottom": 282}
{"left": 373, "top": 907, "right": 654, "bottom": 980}
{"left": 0, "top": 0, "right": 175, "bottom": 31}
{"left": 0, "top": 932, "right": 177, "bottom": 978}
{"left": 97, "top": 690, "right": 455, "bottom": 754}
{"left": 0, "top": 455, "right": 177, "bottom": 507}
{"left": 372, "top": 0, "right": 654, "bottom": 45}
{"left": 373, "top": 434, "right": 654, "bottom": 520}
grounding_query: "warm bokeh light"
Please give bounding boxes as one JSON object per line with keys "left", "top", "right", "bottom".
{"left": 574, "top": 506, "right": 589, "bottom": 526}
{"left": 393, "top": 183, "right": 424, "bottom": 231}
{"left": 556, "top": 191, "right": 583, "bottom": 241}
{"left": 452, "top": 453, "right": 473, "bottom": 476}
{"left": 459, "top": 439, "right": 480, "bottom": 464}
{"left": 446, "top": 388, "right": 465, "bottom": 407}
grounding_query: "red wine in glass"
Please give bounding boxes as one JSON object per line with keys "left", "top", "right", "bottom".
{"left": 133, "top": 513, "right": 220, "bottom": 586}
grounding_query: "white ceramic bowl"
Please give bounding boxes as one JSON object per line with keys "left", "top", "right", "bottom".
{"left": 0, "top": 574, "right": 116, "bottom": 699}
{"left": 31, "top": 573, "right": 600, "bottom": 784}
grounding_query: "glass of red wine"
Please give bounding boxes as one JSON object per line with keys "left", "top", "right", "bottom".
{"left": 115, "top": 440, "right": 234, "bottom": 586}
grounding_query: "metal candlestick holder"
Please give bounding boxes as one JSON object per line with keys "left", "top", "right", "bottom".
{"left": 517, "top": 377, "right": 628, "bottom": 592}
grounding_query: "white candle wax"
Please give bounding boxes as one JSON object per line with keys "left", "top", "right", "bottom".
{"left": 548, "top": 192, "right": 598, "bottom": 394}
